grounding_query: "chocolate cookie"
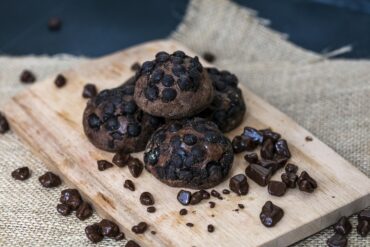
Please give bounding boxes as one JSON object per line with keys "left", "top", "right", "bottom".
{"left": 134, "top": 51, "right": 214, "bottom": 119}
{"left": 144, "top": 118, "right": 234, "bottom": 189}
{"left": 197, "top": 68, "right": 246, "bottom": 132}
{"left": 83, "top": 78, "right": 164, "bottom": 153}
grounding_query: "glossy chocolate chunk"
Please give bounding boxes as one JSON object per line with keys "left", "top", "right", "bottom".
{"left": 56, "top": 203, "right": 71, "bottom": 216}
{"left": 97, "top": 160, "right": 114, "bottom": 171}
{"left": 0, "top": 112, "right": 9, "bottom": 134}
{"left": 59, "top": 189, "right": 82, "bottom": 210}
{"left": 124, "top": 179, "right": 135, "bottom": 191}
{"left": 112, "top": 152, "right": 131, "bottom": 167}
{"left": 200, "top": 190, "right": 211, "bottom": 200}
{"left": 114, "top": 232, "right": 125, "bottom": 241}
{"left": 177, "top": 190, "right": 192, "bottom": 205}
{"left": 128, "top": 158, "right": 143, "bottom": 178}
{"left": 207, "top": 224, "right": 215, "bottom": 233}
{"left": 259, "top": 201, "right": 284, "bottom": 227}
{"left": 358, "top": 209, "right": 370, "bottom": 222}
{"left": 232, "top": 135, "right": 258, "bottom": 153}
{"left": 334, "top": 216, "right": 352, "bottom": 235}
{"left": 267, "top": 181, "right": 287, "bottom": 197}
{"left": 11, "top": 167, "right": 30, "bottom": 181}
{"left": 229, "top": 174, "right": 249, "bottom": 195}
{"left": 99, "top": 219, "right": 120, "bottom": 237}
{"left": 244, "top": 153, "right": 258, "bottom": 164}
{"left": 82, "top": 83, "right": 97, "bottom": 98}
{"left": 258, "top": 159, "right": 282, "bottom": 174}
{"left": 147, "top": 206, "right": 156, "bottom": 213}
{"left": 38, "top": 172, "right": 61, "bottom": 188}
{"left": 211, "top": 190, "right": 223, "bottom": 200}
{"left": 259, "top": 128, "right": 281, "bottom": 142}
{"left": 54, "top": 74, "right": 67, "bottom": 88}
{"left": 132, "top": 222, "right": 148, "bottom": 234}
{"left": 140, "top": 192, "right": 155, "bottom": 206}
{"left": 242, "top": 127, "right": 263, "bottom": 144}
{"left": 126, "top": 240, "right": 141, "bottom": 247}
{"left": 76, "top": 202, "right": 93, "bottom": 220}
{"left": 357, "top": 220, "right": 369, "bottom": 237}
{"left": 326, "top": 233, "right": 347, "bottom": 247}
{"left": 179, "top": 208, "right": 188, "bottom": 215}
{"left": 285, "top": 163, "right": 298, "bottom": 174}
{"left": 20, "top": 70, "right": 36, "bottom": 83}
{"left": 245, "top": 164, "right": 272, "bottom": 186}
{"left": 190, "top": 191, "right": 204, "bottom": 205}
{"left": 281, "top": 172, "right": 298, "bottom": 188}
{"left": 297, "top": 171, "right": 317, "bottom": 193}
{"left": 275, "top": 139, "right": 291, "bottom": 159}
{"left": 209, "top": 201, "right": 216, "bottom": 208}
{"left": 260, "top": 139, "right": 275, "bottom": 160}
{"left": 85, "top": 223, "right": 103, "bottom": 243}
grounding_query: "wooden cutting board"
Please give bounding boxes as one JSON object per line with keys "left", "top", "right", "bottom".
{"left": 3, "top": 40, "right": 370, "bottom": 247}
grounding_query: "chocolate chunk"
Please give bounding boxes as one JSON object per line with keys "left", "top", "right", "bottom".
{"left": 222, "top": 189, "right": 230, "bottom": 195}
{"left": 186, "top": 223, "right": 194, "bottom": 227}
{"left": 245, "top": 164, "right": 272, "bottom": 186}
{"left": 179, "top": 208, "right": 188, "bottom": 215}
{"left": 190, "top": 191, "right": 203, "bottom": 205}
{"left": 56, "top": 203, "right": 71, "bottom": 216}
{"left": 76, "top": 202, "right": 93, "bottom": 220}
{"left": 258, "top": 159, "right": 282, "bottom": 174}
{"left": 334, "top": 216, "right": 352, "bottom": 235}
{"left": 202, "top": 52, "right": 215, "bottom": 63}
{"left": 54, "top": 74, "right": 67, "bottom": 88}
{"left": 161, "top": 88, "right": 177, "bottom": 102}
{"left": 145, "top": 86, "right": 159, "bottom": 101}
{"left": 211, "top": 190, "right": 223, "bottom": 200}
{"left": 244, "top": 153, "right": 258, "bottom": 164}
{"left": 127, "top": 123, "right": 142, "bottom": 137}
{"left": 128, "top": 158, "right": 143, "bottom": 178}
{"left": 207, "top": 224, "right": 215, "bottom": 233}
{"left": 275, "top": 139, "right": 291, "bottom": 159}
{"left": 357, "top": 220, "right": 369, "bottom": 237}
{"left": 209, "top": 201, "right": 216, "bottom": 208}
{"left": 132, "top": 222, "right": 148, "bottom": 234}
{"left": 126, "top": 240, "right": 141, "bottom": 247}
{"left": 114, "top": 232, "right": 125, "bottom": 241}
{"left": 38, "top": 172, "right": 61, "bottom": 188}
{"left": 200, "top": 190, "right": 210, "bottom": 200}
{"left": 48, "top": 17, "right": 62, "bottom": 31}
{"left": 229, "top": 174, "right": 249, "bottom": 195}
{"left": 147, "top": 206, "right": 156, "bottom": 213}
{"left": 183, "top": 134, "right": 198, "bottom": 146}
{"left": 140, "top": 192, "right": 155, "bottom": 206}
{"left": 99, "top": 219, "right": 120, "bottom": 237}
{"left": 326, "top": 233, "right": 347, "bottom": 247}
{"left": 358, "top": 209, "right": 370, "bottom": 221}
{"left": 141, "top": 61, "right": 155, "bottom": 73}
{"left": 112, "top": 152, "right": 131, "bottom": 167}
{"left": 261, "top": 139, "right": 275, "bottom": 160}
{"left": 305, "top": 136, "right": 313, "bottom": 142}
{"left": 242, "top": 127, "right": 263, "bottom": 144}
{"left": 177, "top": 190, "right": 192, "bottom": 205}
{"left": 267, "top": 181, "right": 287, "bottom": 197}
{"left": 259, "top": 201, "right": 284, "bottom": 227}
{"left": 20, "top": 70, "right": 36, "bottom": 83}
{"left": 131, "top": 62, "right": 141, "bottom": 72}
{"left": 232, "top": 135, "right": 258, "bottom": 153}
{"left": 281, "top": 172, "right": 298, "bottom": 188}
{"left": 260, "top": 129, "right": 281, "bottom": 142}
{"left": 285, "top": 163, "right": 298, "bottom": 174}
{"left": 85, "top": 223, "right": 103, "bottom": 243}
{"left": 238, "top": 203, "right": 245, "bottom": 209}
{"left": 11, "top": 167, "right": 30, "bottom": 181}
{"left": 97, "top": 160, "right": 114, "bottom": 171}
{"left": 59, "top": 189, "right": 82, "bottom": 210}
{"left": 297, "top": 171, "right": 317, "bottom": 193}
{"left": 0, "top": 112, "right": 10, "bottom": 134}
{"left": 150, "top": 231, "right": 156, "bottom": 235}
{"left": 124, "top": 179, "right": 135, "bottom": 191}
{"left": 82, "top": 83, "right": 97, "bottom": 98}
{"left": 161, "top": 74, "right": 175, "bottom": 87}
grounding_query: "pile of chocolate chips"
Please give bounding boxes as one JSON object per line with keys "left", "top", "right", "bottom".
{"left": 57, "top": 188, "right": 93, "bottom": 221}
{"left": 111, "top": 152, "right": 144, "bottom": 178}
{"left": 85, "top": 219, "right": 125, "bottom": 243}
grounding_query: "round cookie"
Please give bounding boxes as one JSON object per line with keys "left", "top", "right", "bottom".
{"left": 197, "top": 68, "right": 246, "bottom": 132}
{"left": 144, "top": 118, "right": 234, "bottom": 189}
{"left": 83, "top": 78, "right": 164, "bottom": 153}
{"left": 134, "top": 51, "right": 214, "bottom": 119}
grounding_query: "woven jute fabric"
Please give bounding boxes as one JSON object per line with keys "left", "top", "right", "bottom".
{"left": 0, "top": 0, "right": 369, "bottom": 246}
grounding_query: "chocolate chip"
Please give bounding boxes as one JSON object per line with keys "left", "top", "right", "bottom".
{"left": 275, "top": 139, "right": 291, "bottom": 159}
{"left": 186, "top": 223, "right": 194, "bottom": 227}
{"left": 177, "top": 75, "right": 193, "bottom": 91}
{"left": 0, "top": 112, "right": 10, "bottom": 134}
{"left": 144, "top": 86, "right": 159, "bottom": 101}
{"left": 173, "top": 50, "right": 186, "bottom": 58}
{"left": 259, "top": 129, "right": 281, "bottom": 142}
{"left": 48, "top": 17, "right": 62, "bottom": 31}
{"left": 334, "top": 216, "right": 352, "bottom": 235}
{"left": 126, "top": 240, "right": 141, "bottom": 247}
{"left": 128, "top": 158, "right": 143, "bottom": 178}
{"left": 11, "top": 167, "right": 30, "bottom": 181}
{"left": 179, "top": 208, "right": 188, "bottom": 215}
{"left": 305, "top": 136, "right": 313, "bottom": 142}
{"left": 326, "top": 233, "right": 347, "bottom": 247}
{"left": 229, "top": 174, "right": 249, "bottom": 195}
{"left": 161, "top": 74, "right": 174, "bottom": 87}
{"left": 222, "top": 189, "right": 230, "bottom": 195}
{"left": 245, "top": 164, "right": 272, "bottom": 186}
{"left": 147, "top": 206, "right": 156, "bottom": 213}
{"left": 38, "top": 172, "right": 61, "bottom": 188}
{"left": 260, "top": 201, "right": 284, "bottom": 227}
{"left": 177, "top": 190, "right": 192, "bottom": 205}
{"left": 258, "top": 159, "right": 281, "bottom": 174}
{"left": 243, "top": 127, "right": 263, "bottom": 144}
{"left": 244, "top": 153, "right": 258, "bottom": 164}
{"left": 99, "top": 219, "right": 120, "bottom": 237}
{"left": 155, "top": 51, "right": 170, "bottom": 63}
{"left": 97, "top": 160, "right": 114, "bottom": 171}
{"left": 358, "top": 209, "right": 370, "bottom": 221}
{"left": 82, "top": 83, "right": 97, "bottom": 98}
{"left": 190, "top": 191, "right": 204, "bottom": 205}
{"left": 150, "top": 231, "right": 156, "bottom": 235}
{"left": 238, "top": 203, "right": 245, "bottom": 209}
{"left": 124, "top": 179, "right": 135, "bottom": 191}
{"left": 297, "top": 171, "right": 317, "bottom": 193}
{"left": 60, "top": 189, "right": 82, "bottom": 210}
{"left": 76, "top": 202, "right": 93, "bottom": 220}
{"left": 122, "top": 101, "right": 137, "bottom": 114}
{"left": 267, "top": 181, "right": 287, "bottom": 197}
{"left": 112, "top": 152, "right": 131, "bottom": 167}
{"left": 202, "top": 52, "right": 215, "bottom": 63}
{"left": 260, "top": 139, "right": 275, "bottom": 160}
{"left": 114, "top": 232, "right": 125, "bottom": 241}
{"left": 183, "top": 134, "right": 198, "bottom": 146}
{"left": 232, "top": 135, "right": 258, "bottom": 153}
{"left": 85, "top": 223, "right": 103, "bottom": 243}
{"left": 132, "top": 222, "right": 148, "bottom": 234}
{"left": 54, "top": 74, "right": 67, "bottom": 88}
{"left": 285, "top": 163, "right": 298, "bottom": 174}
{"left": 127, "top": 123, "right": 142, "bottom": 137}
{"left": 140, "top": 192, "right": 155, "bottom": 206}
{"left": 207, "top": 224, "right": 215, "bottom": 233}
{"left": 357, "top": 220, "right": 369, "bottom": 237}
{"left": 161, "top": 88, "right": 177, "bottom": 102}
{"left": 211, "top": 190, "right": 223, "bottom": 200}
{"left": 87, "top": 113, "right": 100, "bottom": 130}
{"left": 20, "top": 70, "right": 36, "bottom": 83}
{"left": 209, "top": 201, "right": 216, "bottom": 208}
{"left": 56, "top": 203, "right": 71, "bottom": 216}
{"left": 141, "top": 61, "right": 155, "bottom": 74}
{"left": 131, "top": 62, "right": 141, "bottom": 71}
{"left": 281, "top": 172, "right": 297, "bottom": 188}
{"left": 200, "top": 189, "right": 210, "bottom": 200}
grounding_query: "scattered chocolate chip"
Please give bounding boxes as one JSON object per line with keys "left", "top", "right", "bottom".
{"left": 147, "top": 206, "right": 156, "bottom": 213}
{"left": 297, "top": 171, "right": 317, "bottom": 193}
{"left": 357, "top": 219, "right": 369, "bottom": 237}
{"left": 200, "top": 190, "right": 210, "bottom": 200}
{"left": 85, "top": 223, "right": 103, "bottom": 243}
{"left": 305, "top": 136, "right": 313, "bottom": 142}
{"left": 128, "top": 158, "right": 143, "bottom": 178}
{"left": 202, "top": 52, "right": 215, "bottom": 63}
{"left": 82, "top": 83, "right": 97, "bottom": 98}
{"left": 260, "top": 139, "right": 275, "bottom": 160}
{"left": 207, "top": 224, "right": 215, "bottom": 232}
{"left": 222, "top": 189, "right": 230, "bottom": 195}
{"left": 112, "top": 152, "right": 131, "bottom": 167}
{"left": 186, "top": 223, "right": 194, "bottom": 227}
{"left": 229, "top": 174, "right": 249, "bottom": 196}
{"left": 124, "top": 179, "right": 135, "bottom": 191}
{"left": 259, "top": 128, "right": 281, "bottom": 142}
{"left": 281, "top": 172, "right": 298, "bottom": 188}
{"left": 267, "top": 181, "right": 287, "bottom": 197}
{"left": 0, "top": 112, "right": 10, "bottom": 134}
{"left": 238, "top": 204, "right": 245, "bottom": 209}
{"left": 114, "top": 232, "right": 125, "bottom": 241}
{"left": 244, "top": 153, "right": 258, "bottom": 164}
{"left": 190, "top": 191, "right": 203, "bottom": 205}
{"left": 326, "top": 233, "right": 347, "bottom": 247}
{"left": 245, "top": 164, "right": 272, "bottom": 186}
{"left": 38, "top": 171, "right": 61, "bottom": 188}
{"left": 59, "top": 189, "right": 82, "bottom": 210}
{"left": 131, "top": 62, "right": 141, "bottom": 71}
{"left": 233, "top": 209, "right": 239, "bottom": 212}
{"left": 243, "top": 127, "right": 263, "bottom": 144}
{"left": 260, "top": 201, "right": 284, "bottom": 227}
{"left": 132, "top": 222, "right": 148, "bottom": 234}
{"left": 150, "top": 230, "right": 156, "bottom": 235}
{"left": 140, "top": 192, "right": 155, "bottom": 206}
{"left": 99, "top": 219, "right": 120, "bottom": 237}
{"left": 259, "top": 159, "right": 282, "bottom": 174}
{"left": 11, "top": 167, "right": 30, "bottom": 181}
{"left": 275, "top": 139, "right": 291, "bottom": 159}
{"left": 177, "top": 190, "right": 192, "bottom": 206}
{"left": 179, "top": 208, "right": 188, "bottom": 215}
{"left": 56, "top": 203, "right": 71, "bottom": 216}
{"left": 209, "top": 201, "right": 216, "bottom": 208}
{"left": 211, "top": 190, "right": 223, "bottom": 200}
{"left": 232, "top": 135, "right": 257, "bottom": 153}
{"left": 126, "top": 240, "right": 141, "bottom": 247}
{"left": 358, "top": 209, "right": 370, "bottom": 221}
{"left": 285, "top": 163, "right": 298, "bottom": 174}
{"left": 48, "top": 17, "right": 62, "bottom": 31}
{"left": 334, "top": 216, "right": 352, "bottom": 235}
{"left": 97, "top": 160, "right": 114, "bottom": 171}
{"left": 54, "top": 74, "right": 67, "bottom": 88}
{"left": 76, "top": 202, "right": 93, "bottom": 220}
{"left": 20, "top": 70, "right": 36, "bottom": 83}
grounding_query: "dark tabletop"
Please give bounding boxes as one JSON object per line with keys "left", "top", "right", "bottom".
{"left": 1, "top": 0, "right": 369, "bottom": 59}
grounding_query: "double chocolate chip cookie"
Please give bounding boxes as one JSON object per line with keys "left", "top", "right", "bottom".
{"left": 198, "top": 68, "right": 246, "bottom": 132}
{"left": 144, "top": 118, "right": 234, "bottom": 189}
{"left": 134, "top": 51, "right": 214, "bottom": 119}
{"left": 83, "top": 78, "right": 164, "bottom": 153}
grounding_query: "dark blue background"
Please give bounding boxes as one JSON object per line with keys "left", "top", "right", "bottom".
{"left": 1, "top": 0, "right": 369, "bottom": 59}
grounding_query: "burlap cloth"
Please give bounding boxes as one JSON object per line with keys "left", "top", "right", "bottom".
{"left": 0, "top": 0, "right": 369, "bottom": 246}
